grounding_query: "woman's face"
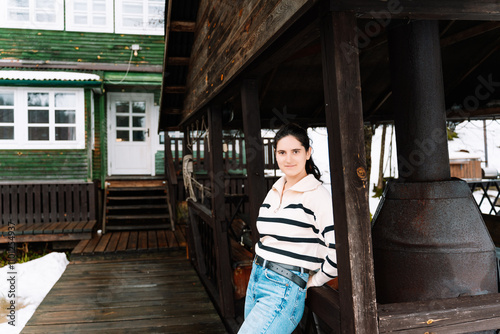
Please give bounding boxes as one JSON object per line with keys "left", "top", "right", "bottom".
{"left": 275, "top": 135, "right": 311, "bottom": 180}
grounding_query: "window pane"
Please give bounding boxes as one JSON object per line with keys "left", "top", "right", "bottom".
{"left": 132, "top": 102, "right": 146, "bottom": 113}
{"left": 36, "top": 12, "right": 56, "bottom": 23}
{"left": 149, "top": 4, "right": 163, "bottom": 16}
{"left": 75, "top": 15, "right": 87, "bottom": 24}
{"left": 36, "top": 0, "right": 55, "bottom": 10}
{"left": 55, "top": 127, "right": 76, "bottom": 141}
{"left": 0, "top": 110, "right": 14, "bottom": 123}
{"left": 28, "top": 110, "right": 49, "bottom": 123}
{"left": 0, "top": 127, "right": 14, "bottom": 140}
{"left": 159, "top": 131, "right": 164, "bottom": 144}
{"left": 74, "top": 1, "right": 87, "bottom": 11}
{"left": 55, "top": 110, "right": 76, "bottom": 124}
{"left": 132, "top": 116, "right": 145, "bottom": 128}
{"left": 116, "top": 116, "right": 129, "bottom": 127}
{"left": 116, "top": 130, "right": 129, "bottom": 141}
{"left": 93, "top": 15, "right": 106, "bottom": 25}
{"left": 28, "top": 93, "right": 49, "bottom": 107}
{"left": 93, "top": 0, "right": 106, "bottom": 11}
{"left": 123, "top": 3, "right": 143, "bottom": 14}
{"left": 8, "top": 10, "right": 29, "bottom": 21}
{"left": 116, "top": 101, "right": 129, "bottom": 113}
{"left": 0, "top": 93, "right": 14, "bottom": 106}
{"left": 9, "top": 0, "right": 29, "bottom": 8}
{"left": 55, "top": 93, "right": 75, "bottom": 107}
{"left": 133, "top": 130, "right": 146, "bottom": 142}
{"left": 123, "top": 17, "right": 142, "bottom": 27}
{"left": 28, "top": 127, "right": 49, "bottom": 140}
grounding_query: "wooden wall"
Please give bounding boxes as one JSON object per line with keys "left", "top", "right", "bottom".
{"left": 183, "top": 0, "right": 314, "bottom": 117}
{"left": 0, "top": 28, "right": 164, "bottom": 66}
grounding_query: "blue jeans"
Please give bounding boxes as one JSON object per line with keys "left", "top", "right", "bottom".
{"left": 238, "top": 261, "right": 309, "bottom": 334}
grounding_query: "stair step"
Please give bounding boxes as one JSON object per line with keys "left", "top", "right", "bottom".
{"left": 106, "top": 224, "right": 171, "bottom": 231}
{"left": 107, "top": 214, "right": 170, "bottom": 220}
{"left": 107, "top": 196, "right": 167, "bottom": 200}
{"left": 107, "top": 186, "right": 166, "bottom": 192}
{"left": 107, "top": 204, "right": 168, "bottom": 210}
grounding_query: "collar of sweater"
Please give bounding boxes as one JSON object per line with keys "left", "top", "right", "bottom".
{"left": 272, "top": 174, "right": 322, "bottom": 195}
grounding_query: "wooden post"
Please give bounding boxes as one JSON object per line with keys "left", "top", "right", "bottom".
{"left": 164, "top": 132, "right": 177, "bottom": 229}
{"left": 240, "top": 79, "right": 267, "bottom": 247}
{"left": 207, "top": 106, "right": 235, "bottom": 318}
{"left": 320, "top": 10, "right": 378, "bottom": 333}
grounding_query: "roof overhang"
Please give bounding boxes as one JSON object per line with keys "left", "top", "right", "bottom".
{"left": 0, "top": 70, "right": 102, "bottom": 87}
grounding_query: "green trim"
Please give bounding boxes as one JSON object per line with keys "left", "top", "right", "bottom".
{"left": 103, "top": 72, "right": 162, "bottom": 85}
{"left": 0, "top": 80, "right": 102, "bottom": 87}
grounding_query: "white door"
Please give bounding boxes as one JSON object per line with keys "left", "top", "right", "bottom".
{"left": 108, "top": 93, "right": 153, "bottom": 175}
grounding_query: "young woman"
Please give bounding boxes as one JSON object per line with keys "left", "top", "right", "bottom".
{"left": 238, "top": 123, "right": 337, "bottom": 334}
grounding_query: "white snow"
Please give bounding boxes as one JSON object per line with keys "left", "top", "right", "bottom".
{"left": 307, "top": 120, "right": 500, "bottom": 216}
{"left": 0, "top": 70, "right": 101, "bottom": 82}
{"left": 0, "top": 252, "right": 69, "bottom": 334}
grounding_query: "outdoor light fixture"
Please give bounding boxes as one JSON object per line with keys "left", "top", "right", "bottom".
{"left": 131, "top": 44, "right": 141, "bottom": 57}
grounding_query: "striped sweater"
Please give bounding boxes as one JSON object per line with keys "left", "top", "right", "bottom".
{"left": 255, "top": 174, "right": 338, "bottom": 287}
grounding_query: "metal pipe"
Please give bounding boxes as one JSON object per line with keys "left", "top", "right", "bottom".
{"left": 388, "top": 20, "right": 451, "bottom": 182}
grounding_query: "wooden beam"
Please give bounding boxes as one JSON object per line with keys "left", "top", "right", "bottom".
{"left": 170, "top": 20, "right": 196, "bottom": 32}
{"left": 441, "top": 21, "right": 500, "bottom": 47}
{"left": 240, "top": 79, "right": 267, "bottom": 247}
{"left": 163, "top": 86, "right": 186, "bottom": 94}
{"left": 167, "top": 56, "right": 190, "bottom": 66}
{"left": 378, "top": 293, "right": 500, "bottom": 333}
{"left": 320, "top": 10, "right": 378, "bottom": 333}
{"left": 330, "top": 0, "right": 500, "bottom": 20}
{"left": 207, "top": 106, "right": 235, "bottom": 319}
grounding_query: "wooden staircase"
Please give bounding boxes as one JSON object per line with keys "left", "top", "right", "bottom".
{"left": 103, "top": 179, "right": 174, "bottom": 233}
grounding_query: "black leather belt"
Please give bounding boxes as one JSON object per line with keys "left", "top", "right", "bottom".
{"left": 255, "top": 255, "right": 307, "bottom": 289}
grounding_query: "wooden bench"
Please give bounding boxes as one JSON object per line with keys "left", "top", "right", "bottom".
{"left": 0, "top": 182, "right": 97, "bottom": 243}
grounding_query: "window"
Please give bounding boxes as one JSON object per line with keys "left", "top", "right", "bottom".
{"left": 66, "top": 0, "right": 113, "bottom": 33}
{"left": 0, "top": 88, "right": 85, "bottom": 149}
{"left": 116, "top": 0, "right": 165, "bottom": 35}
{"left": 0, "top": 0, "right": 64, "bottom": 30}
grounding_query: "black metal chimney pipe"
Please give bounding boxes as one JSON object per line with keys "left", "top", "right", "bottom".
{"left": 372, "top": 20, "right": 498, "bottom": 310}
{"left": 390, "top": 20, "right": 450, "bottom": 182}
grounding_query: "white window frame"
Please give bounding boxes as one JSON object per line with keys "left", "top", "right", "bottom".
{"left": 0, "top": 0, "right": 64, "bottom": 30}
{"left": 65, "top": 0, "right": 114, "bottom": 33}
{"left": 115, "top": 0, "right": 165, "bottom": 36}
{"left": 0, "top": 87, "right": 86, "bottom": 150}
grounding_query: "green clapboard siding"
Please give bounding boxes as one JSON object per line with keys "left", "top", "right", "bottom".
{"left": 155, "top": 151, "right": 165, "bottom": 175}
{"left": 0, "top": 28, "right": 164, "bottom": 65}
{"left": 0, "top": 150, "right": 89, "bottom": 181}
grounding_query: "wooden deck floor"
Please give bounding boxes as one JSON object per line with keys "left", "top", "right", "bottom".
{"left": 71, "top": 225, "right": 187, "bottom": 256}
{"left": 23, "top": 251, "right": 228, "bottom": 333}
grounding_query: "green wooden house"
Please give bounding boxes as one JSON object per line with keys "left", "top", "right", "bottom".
{"left": 0, "top": 0, "right": 178, "bottom": 241}
{"left": 0, "top": 0, "right": 167, "bottom": 184}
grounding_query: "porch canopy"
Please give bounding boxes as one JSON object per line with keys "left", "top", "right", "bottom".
{"left": 159, "top": 0, "right": 500, "bottom": 333}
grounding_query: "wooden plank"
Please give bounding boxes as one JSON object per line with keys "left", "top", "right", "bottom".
{"left": 241, "top": 78, "right": 267, "bottom": 246}
{"left": 320, "top": 10, "right": 378, "bottom": 333}
{"left": 26, "top": 184, "right": 34, "bottom": 224}
{"left": 72, "top": 221, "right": 87, "bottom": 233}
{"left": 73, "top": 184, "right": 81, "bottom": 221}
{"left": 65, "top": 184, "right": 73, "bottom": 221}
{"left": 0, "top": 232, "right": 92, "bottom": 243}
{"left": 11, "top": 185, "right": 18, "bottom": 226}
{"left": 306, "top": 285, "right": 341, "bottom": 332}
{"left": 82, "top": 235, "right": 101, "bottom": 254}
{"left": 82, "top": 220, "right": 96, "bottom": 232}
{"left": 30, "top": 223, "right": 47, "bottom": 235}
{"left": 157, "top": 230, "right": 168, "bottom": 249}
{"left": 329, "top": 0, "right": 500, "bottom": 20}
{"left": 58, "top": 182, "right": 65, "bottom": 222}
{"left": 170, "top": 20, "right": 196, "bottom": 32}
{"left": 71, "top": 239, "right": 90, "bottom": 255}
{"left": 378, "top": 293, "right": 500, "bottom": 333}
{"left": 148, "top": 230, "right": 158, "bottom": 250}
{"left": 41, "top": 184, "right": 50, "bottom": 223}
{"left": 137, "top": 231, "right": 148, "bottom": 250}
{"left": 127, "top": 231, "right": 138, "bottom": 251}
{"left": 93, "top": 233, "right": 112, "bottom": 253}
{"left": 33, "top": 184, "right": 42, "bottom": 224}
{"left": 49, "top": 184, "right": 58, "bottom": 223}
{"left": 115, "top": 231, "right": 130, "bottom": 252}
{"left": 52, "top": 222, "right": 71, "bottom": 234}
{"left": 174, "top": 228, "right": 186, "bottom": 248}
{"left": 208, "top": 105, "right": 234, "bottom": 318}
{"left": 166, "top": 230, "right": 177, "bottom": 248}
{"left": 18, "top": 185, "right": 26, "bottom": 224}
{"left": 63, "top": 221, "right": 79, "bottom": 233}
{"left": 104, "top": 232, "right": 121, "bottom": 253}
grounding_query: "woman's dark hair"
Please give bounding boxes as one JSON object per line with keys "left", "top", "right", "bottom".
{"left": 273, "top": 123, "right": 322, "bottom": 181}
